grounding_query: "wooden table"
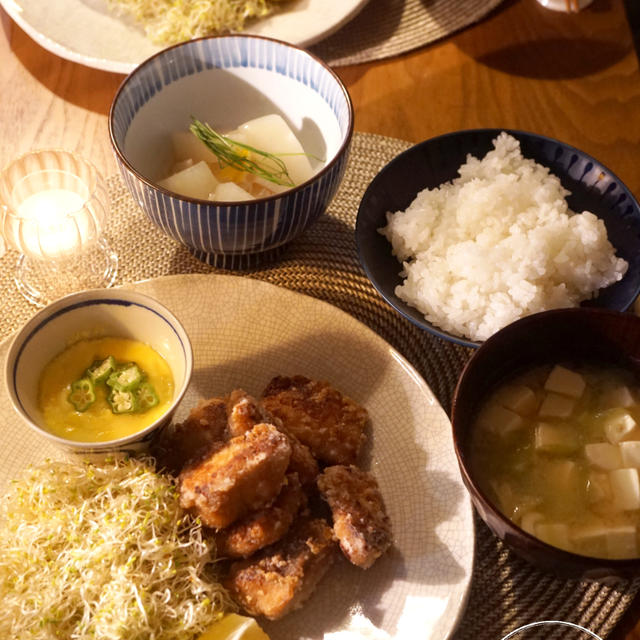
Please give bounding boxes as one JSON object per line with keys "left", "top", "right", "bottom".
{"left": 2, "top": 0, "right": 639, "bottom": 195}
{"left": 1, "top": 0, "right": 640, "bottom": 637}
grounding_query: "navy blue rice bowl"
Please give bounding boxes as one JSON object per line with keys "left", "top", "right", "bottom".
{"left": 355, "top": 129, "right": 640, "bottom": 349}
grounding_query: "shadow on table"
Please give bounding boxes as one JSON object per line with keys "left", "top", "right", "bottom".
{"left": 474, "top": 36, "right": 628, "bottom": 79}
{"left": 452, "top": 0, "right": 630, "bottom": 79}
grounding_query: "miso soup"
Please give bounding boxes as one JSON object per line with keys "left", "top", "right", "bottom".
{"left": 471, "top": 363, "right": 640, "bottom": 559}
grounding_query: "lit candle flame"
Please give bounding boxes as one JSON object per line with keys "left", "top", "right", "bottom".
{"left": 16, "top": 188, "right": 87, "bottom": 259}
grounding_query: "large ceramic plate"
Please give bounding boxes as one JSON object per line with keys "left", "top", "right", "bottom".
{"left": 0, "top": 0, "right": 369, "bottom": 74}
{"left": 0, "top": 274, "right": 474, "bottom": 640}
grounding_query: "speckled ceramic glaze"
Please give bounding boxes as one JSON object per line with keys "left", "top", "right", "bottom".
{"left": 452, "top": 306, "right": 640, "bottom": 580}
{"left": 4, "top": 289, "right": 193, "bottom": 453}
{"left": 356, "top": 128, "right": 640, "bottom": 349}
{"left": 0, "top": 274, "right": 474, "bottom": 640}
{"left": 109, "top": 35, "right": 353, "bottom": 269}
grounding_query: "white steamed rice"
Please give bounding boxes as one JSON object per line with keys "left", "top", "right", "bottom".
{"left": 380, "top": 132, "right": 628, "bottom": 342}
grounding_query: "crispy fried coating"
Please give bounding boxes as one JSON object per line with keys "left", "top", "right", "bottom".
{"left": 225, "top": 518, "right": 337, "bottom": 620}
{"left": 262, "top": 375, "right": 368, "bottom": 466}
{"left": 317, "top": 465, "right": 392, "bottom": 569}
{"left": 152, "top": 397, "right": 228, "bottom": 474}
{"left": 227, "top": 388, "right": 319, "bottom": 485}
{"left": 226, "top": 389, "right": 278, "bottom": 438}
{"left": 179, "top": 423, "right": 291, "bottom": 529}
{"left": 216, "top": 473, "right": 307, "bottom": 559}
{"left": 280, "top": 429, "right": 320, "bottom": 487}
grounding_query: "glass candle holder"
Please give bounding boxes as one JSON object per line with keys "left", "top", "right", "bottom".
{"left": 536, "top": 0, "right": 593, "bottom": 11}
{"left": 0, "top": 150, "right": 118, "bottom": 307}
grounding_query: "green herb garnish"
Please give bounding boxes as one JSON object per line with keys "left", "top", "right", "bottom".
{"left": 190, "top": 117, "right": 296, "bottom": 187}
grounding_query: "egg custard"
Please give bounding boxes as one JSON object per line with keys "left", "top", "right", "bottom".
{"left": 38, "top": 337, "right": 174, "bottom": 442}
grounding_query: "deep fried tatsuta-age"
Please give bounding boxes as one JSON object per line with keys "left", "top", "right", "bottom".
{"left": 152, "top": 396, "right": 228, "bottom": 474}
{"left": 225, "top": 517, "right": 337, "bottom": 620}
{"left": 179, "top": 423, "right": 291, "bottom": 529}
{"left": 227, "top": 387, "right": 320, "bottom": 485}
{"left": 261, "top": 375, "right": 368, "bottom": 466}
{"left": 226, "top": 389, "right": 278, "bottom": 438}
{"left": 280, "top": 429, "right": 319, "bottom": 488}
{"left": 317, "top": 465, "right": 392, "bottom": 569}
{"left": 215, "top": 473, "right": 307, "bottom": 559}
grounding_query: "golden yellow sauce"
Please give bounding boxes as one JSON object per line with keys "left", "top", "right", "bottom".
{"left": 38, "top": 337, "right": 174, "bottom": 442}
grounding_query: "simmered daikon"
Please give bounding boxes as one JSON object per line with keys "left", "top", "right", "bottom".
{"left": 158, "top": 114, "right": 317, "bottom": 202}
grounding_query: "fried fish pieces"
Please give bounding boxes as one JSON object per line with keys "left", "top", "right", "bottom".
{"left": 262, "top": 375, "right": 368, "bottom": 466}
{"left": 225, "top": 517, "right": 337, "bottom": 620}
{"left": 216, "top": 473, "right": 307, "bottom": 559}
{"left": 317, "top": 465, "right": 392, "bottom": 569}
{"left": 152, "top": 396, "right": 228, "bottom": 474}
{"left": 227, "top": 388, "right": 319, "bottom": 485}
{"left": 179, "top": 422, "right": 291, "bottom": 529}
{"left": 226, "top": 389, "right": 278, "bottom": 438}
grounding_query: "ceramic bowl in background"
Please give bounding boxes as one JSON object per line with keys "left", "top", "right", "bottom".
{"left": 5, "top": 289, "right": 193, "bottom": 453}
{"left": 109, "top": 34, "right": 353, "bottom": 269}
{"left": 451, "top": 306, "right": 640, "bottom": 579}
{"left": 355, "top": 128, "right": 640, "bottom": 349}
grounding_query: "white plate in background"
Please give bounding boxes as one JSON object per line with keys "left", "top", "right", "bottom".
{"left": 0, "top": 0, "right": 369, "bottom": 74}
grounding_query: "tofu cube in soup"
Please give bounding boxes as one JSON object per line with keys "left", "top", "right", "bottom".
{"left": 494, "top": 384, "right": 539, "bottom": 416}
{"left": 609, "top": 468, "right": 640, "bottom": 511}
{"left": 538, "top": 392, "right": 575, "bottom": 419}
{"left": 604, "top": 411, "right": 640, "bottom": 444}
{"left": 542, "top": 459, "right": 580, "bottom": 498}
{"left": 570, "top": 524, "right": 609, "bottom": 556}
{"left": 520, "top": 511, "right": 544, "bottom": 535}
{"left": 601, "top": 385, "right": 636, "bottom": 409}
{"left": 489, "top": 480, "right": 517, "bottom": 517}
{"left": 586, "top": 471, "right": 612, "bottom": 504}
{"left": 477, "top": 403, "right": 524, "bottom": 436}
{"left": 620, "top": 441, "right": 640, "bottom": 468}
{"left": 544, "top": 365, "right": 586, "bottom": 399}
{"left": 534, "top": 422, "right": 579, "bottom": 455}
{"left": 571, "top": 523, "right": 639, "bottom": 559}
{"left": 535, "top": 522, "right": 571, "bottom": 551}
{"left": 536, "top": 459, "right": 583, "bottom": 519}
{"left": 584, "top": 442, "right": 623, "bottom": 471}
{"left": 604, "top": 525, "right": 639, "bottom": 558}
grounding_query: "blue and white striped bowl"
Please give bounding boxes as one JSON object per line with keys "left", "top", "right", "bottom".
{"left": 109, "top": 35, "right": 353, "bottom": 269}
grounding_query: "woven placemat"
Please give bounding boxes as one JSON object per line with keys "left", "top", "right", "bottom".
{"left": 311, "top": 0, "right": 506, "bottom": 67}
{"left": 1, "top": 131, "right": 639, "bottom": 639}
